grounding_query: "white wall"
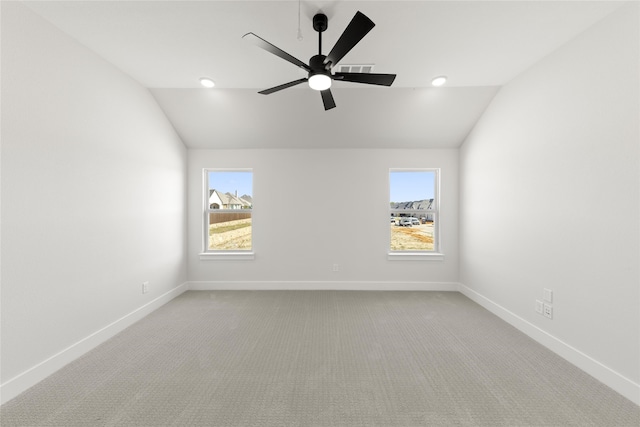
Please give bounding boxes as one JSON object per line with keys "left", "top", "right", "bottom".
{"left": 459, "top": 3, "right": 639, "bottom": 403}
{"left": 188, "top": 149, "right": 458, "bottom": 288}
{"left": 1, "top": 3, "right": 187, "bottom": 401}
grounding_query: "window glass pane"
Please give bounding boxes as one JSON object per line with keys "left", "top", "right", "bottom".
{"left": 208, "top": 171, "right": 253, "bottom": 209}
{"left": 207, "top": 170, "right": 253, "bottom": 251}
{"left": 389, "top": 171, "right": 435, "bottom": 210}
{"left": 390, "top": 170, "right": 437, "bottom": 252}
{"left": 208, "top": 212, "right": 252, "bottom": 250}
{"left": 390, "top": 215, "right": 435, "bottom": 251}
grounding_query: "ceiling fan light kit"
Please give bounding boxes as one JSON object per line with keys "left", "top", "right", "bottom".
{"left": 308, "top": 73, "right": 332, "bottom": 91}
{"left": 243, "top": 11, "right": 396, "bottom": 110}
{"left": 308, "top": 51, "right": 332, "bottom": 91}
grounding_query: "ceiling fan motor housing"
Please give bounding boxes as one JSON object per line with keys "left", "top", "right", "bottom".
{"left": 309, "top": 54, "right": 328, "bottom": 73}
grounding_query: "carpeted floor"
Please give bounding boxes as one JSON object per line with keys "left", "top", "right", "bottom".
{"left": 1, "top": 290, "right": 638, "bottom": 426}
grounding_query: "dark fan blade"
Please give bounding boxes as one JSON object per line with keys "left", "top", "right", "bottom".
{"left": 324, "top": 11, "right": 375, "bottom": 68}
{"left": 333, "top": 72, "right": 396, "bottom": 86}
{"left": 243, "top": 32, "right": 311, "bottom": 72}
{"left": 259, "top": 78, "right": 308, "bottom": 95}
{"left": 320, "top": 89, "right": 336, "bottom": 110}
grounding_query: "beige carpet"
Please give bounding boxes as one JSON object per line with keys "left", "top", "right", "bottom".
{"left": 1, "top": 291, "right": 638, "bottom": 426}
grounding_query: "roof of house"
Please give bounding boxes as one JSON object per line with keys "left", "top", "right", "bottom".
{"left": 391, "top": 199, "right": 434, "bottom": 210}
{"left": 209, "top": 190, "right": 252, "bottom": 208}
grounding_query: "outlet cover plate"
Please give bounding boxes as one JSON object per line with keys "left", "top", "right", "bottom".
{"left": 543, "top": 303, "right": 553, "bottom": 319}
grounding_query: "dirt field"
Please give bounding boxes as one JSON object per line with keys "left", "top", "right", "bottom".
{"left": 390, "top": 223, "right": 434, "bottom": 251}
{"left": 209, "top": 218, "right": 252, "bottom": 250}
{"left": 209, "top": 218, "right": 433, "bottom": 251}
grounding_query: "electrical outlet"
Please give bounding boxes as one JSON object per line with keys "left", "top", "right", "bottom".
{"left": 142, "top": 281, "right": 149, "bottom": 294}
{"left": 543, "top": 303, "right": 553, "bottom": 319}
{"left": 543, "top": 288, "right": 553, "bottom": 303}
{"left": 535, "top": 300, "right": 544, "bottom": 314}
{"left": 332, "top": 264, "right": 340, "bottom": 272}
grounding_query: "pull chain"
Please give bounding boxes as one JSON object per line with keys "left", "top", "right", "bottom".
{"left": 297, "top": 0, "right": 303, "bottom": 40}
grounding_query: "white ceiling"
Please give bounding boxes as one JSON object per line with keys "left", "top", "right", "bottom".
{"left": 23, "top": 0, "right": 624, "bottom": 149}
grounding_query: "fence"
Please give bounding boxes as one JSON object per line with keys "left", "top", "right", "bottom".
{"left": 209, "top": 212, "right": 252, "bottom": 224}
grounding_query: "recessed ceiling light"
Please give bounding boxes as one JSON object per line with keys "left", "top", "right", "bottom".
{"left": 431, "top": 76, "right": 447, "bottom": 87}
{"left": 199, "top": 77, "right": 215, "bottom": 88}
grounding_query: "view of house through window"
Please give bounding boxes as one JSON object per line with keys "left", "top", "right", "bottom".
{"left": 390, "top": 170, "right": 438, "bottom": 252}
{"left": 205, "top": 170, "right": 253, "bottom": 251}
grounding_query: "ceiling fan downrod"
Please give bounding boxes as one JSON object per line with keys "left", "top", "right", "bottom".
{"left": 313, "top": 13, "right": 328, "bottom": 56}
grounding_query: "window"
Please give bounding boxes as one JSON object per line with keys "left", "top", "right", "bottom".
{"left": 202, "top": 169, "right": 253, "bottom": 258}
{"left": 389, "top": 169, "right": 441, "bottom": 257}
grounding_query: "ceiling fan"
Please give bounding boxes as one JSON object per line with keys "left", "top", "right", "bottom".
{"left": 243, "top": 11, "right": 396, "bottom": 111}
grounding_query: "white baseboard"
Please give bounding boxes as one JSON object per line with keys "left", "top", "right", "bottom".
{"left": 187, "top": 281, "right": 460, "bottom": 291}
{"left": 458, "top": 283, "right": 640, "bottom": 406}
{"left": 0, "top": 282, "right": 189, "bottom": 405}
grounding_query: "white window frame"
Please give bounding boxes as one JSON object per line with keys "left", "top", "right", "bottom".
{"left": 388, "top": 168, "right": 444, "bottom": 261}
{"left": 199, "top": 168, "right": 254, "bottom": 260}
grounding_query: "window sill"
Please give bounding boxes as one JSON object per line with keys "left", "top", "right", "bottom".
{"left": 199, "top": 252, "right": 255, "bottom": 261}
{"left": 388, "top": 252, "right": 444, "bottom": 261}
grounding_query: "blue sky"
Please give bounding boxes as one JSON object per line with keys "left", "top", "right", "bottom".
{"left": 208, "top": 171, "right": 253, "bottom": 197}
{"left": 390, "top": 171, "right": 435, "bottom": 202}
{"left": 208, "top": 170, "right": 432, "bottom": 202}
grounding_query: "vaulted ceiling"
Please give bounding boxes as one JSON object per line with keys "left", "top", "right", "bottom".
{"left": 23, "top": 1, "right": 624, "bottom": 149}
